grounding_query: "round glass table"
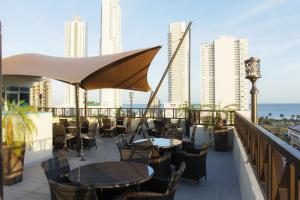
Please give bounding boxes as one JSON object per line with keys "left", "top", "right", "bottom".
{"left": 134, "top": 138, "right": 182, "bottom": 149}
{"left": 69, "top": 161, "right": 154, "bottom": 189}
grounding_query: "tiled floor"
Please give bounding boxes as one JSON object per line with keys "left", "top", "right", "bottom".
{"left": 4, "top": 128, "right": 241, "bottom": 200}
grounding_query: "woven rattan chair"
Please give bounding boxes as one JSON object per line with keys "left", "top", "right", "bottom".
{"left": 41, "top": 157, "right": 71, "bottom": 200}
{"left": 125, "top": 162, "right": 186, "bottom": 200}
{"left": 120, "top": 148, "right": 152, "bottom": 165}
{"left": 48, "top": 179, "right": 98, "bottom": 200}
{"left": 133, "top": 140, "right": 171, "bottom": 178}
{"left": 150, "top": 153, "right": 172, "bottom": 179}
{"left": 115, "top": 134, "right": 132, "bottom": 154}
{"left": 181, "top": 125, "right": 203, "bottom": 153}
{"left": 53, "top": 123, "right": 66, "bottom": 150}
{"left": 175, "top": 143, "right": 209, "bottom": 184}
{"left": 83, "top": 123, "right": 98, "bottom": 149}
{"left": 102, "top": 118, "right": 114, "bottom": 137}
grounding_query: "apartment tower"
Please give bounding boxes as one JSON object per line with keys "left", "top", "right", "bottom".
{"left": 99, "top": 0, "right": 121, "bottom": 108}
{"left": 167, "top": 22, "right": 190, "bottom": 107}
{"left": 30, "top": 78, "right": 52, "bottom": 108}
{"left": 63, "top": 16, "right": 87, "bottom": 107}
{"left": 201, "top": 36, "right": 248, "bottom": 110}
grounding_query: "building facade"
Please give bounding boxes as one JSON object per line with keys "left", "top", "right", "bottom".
{"left": 99, "top": 0, "right": 121, "bottom": 108}
{"left": 63, "top": 16, "right": 87, "bottom": 107}
{"left": 201, "top": 36, "right": 248, "bottom": 111}
{"left": 30, "top": 78, "right": 52, "bottom": 108}
{"left": 168, "top": 22, "right": 190, "bottom": 107}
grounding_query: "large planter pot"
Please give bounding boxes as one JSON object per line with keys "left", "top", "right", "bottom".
{"left": 3, "top": 143, "right": 26, "bottom": 186}
{"left": 214, "top": 127, "right": 228, "bottom": 152}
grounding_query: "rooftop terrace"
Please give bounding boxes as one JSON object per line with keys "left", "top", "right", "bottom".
{"left": 4, "top": 128, "right": 241, "bottom": 200}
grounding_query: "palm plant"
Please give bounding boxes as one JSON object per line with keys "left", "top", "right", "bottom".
{"left": 2, "top": 100, "right": 38, "bottom": 149}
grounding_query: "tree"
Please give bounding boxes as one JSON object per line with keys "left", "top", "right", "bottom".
{"left": 280, "top": 114, "right": 284, "bottom": 119}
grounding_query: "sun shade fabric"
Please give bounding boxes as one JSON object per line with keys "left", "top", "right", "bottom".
{"left": 3, "top": 46, "right": 161, "bottom": 91}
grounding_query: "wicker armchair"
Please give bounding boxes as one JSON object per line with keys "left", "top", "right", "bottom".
{"left": 102, "top": 118, "right": 114, "bottom": 137}
{"left": 175, "top": 143, "right": 209, "bottom": 184}
{"left": 115, "top": 134, "right": 132, "bottom": 154}
{"left": 48, "top": 179, "right": 98, "bottom": 200}
{"left": 133, "top": 141, "right": 171, "bottom": 179}
{"left": 83, "top": 123, "right": 98, "bottom": 149}
{"left": 41, "top": 157, "right": 71, "bottom": 200}
{"left": 120, "top": 148, "right": 152, "bottom": 164}
{"left": 41, "top": 157, "right": 70, "bottom": 183}
{"left": 149, "top": 153, "right": 172, "bottom": 179}
{"left": 181, "top": 125, "right": 202, "bottom": 153}
{"left": 53, "top": 124, "right": 66, "bottom": 150}
{"left": 125, "top": 162, "right": 186, "bottom": 200}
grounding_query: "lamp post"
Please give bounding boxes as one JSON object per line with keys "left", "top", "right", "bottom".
{"left": 129, "top": 92, "right": 133, "bottom": 117}
{"left": 245, "top": 57, "right": 261, "bottom": 124}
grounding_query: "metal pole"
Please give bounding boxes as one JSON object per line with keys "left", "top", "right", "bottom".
{"left": 129, "top": 22, "right": 192, "bottom": 143}
{"left": 0, "top": 20, "right": 4, "bottom": 200}
{"left": 129, "top": 92, "right": 133, "bottom": 117}
{"left": 75, "top": 83, "right": 81, "bottom": 156}
{"left": 250, "top": 78, "right": 258, "bottom": 124}
{"left": 84, "top": 90, "right": 87, "bottom": 117}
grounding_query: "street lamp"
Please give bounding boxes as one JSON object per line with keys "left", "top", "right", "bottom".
{"left": 129, "top": 92, "right": 133, "bottom": 117}
{"left": 245, "top": 57, "right": 261, "bottom": 124}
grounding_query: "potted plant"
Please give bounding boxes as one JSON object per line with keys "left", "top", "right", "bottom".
{"left": 213, "top": 104, "right": 235, "bottom": 152}
{"left": 200, "top": 104, "right": 235, "bottom": 152}
{"left": 2, "top": 100, "right": 38, "bottom": 185}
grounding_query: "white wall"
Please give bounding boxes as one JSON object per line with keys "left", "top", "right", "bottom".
{"left": 232, "top": 128, "right": 264, "bottom": 200}
{"left": 24, "top": 112, "right": 53, "bottom": 165}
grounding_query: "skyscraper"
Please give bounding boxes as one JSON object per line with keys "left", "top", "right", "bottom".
{"left": 100, "top": 0, "right": 121, "bottom": 108}
{"left": 30, "top": 78, "right": 52, "bottom": 108}
{"left": 167, "top": 22, "right": 190, "bottom": 106}
{"left": 64, "top": 16, "right": 87, "bottom": 107}
{"left": 201, "top": 36, "right": 248, "bottom": 111}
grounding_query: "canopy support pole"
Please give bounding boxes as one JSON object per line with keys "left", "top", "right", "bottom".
{"left": 0, "top": 21, "right": 4, "bottom": 200}
{"left": 75, "top": 83, "right": 81, "bottom": 155}
{"left": 129, "top": 21, "right": 192, "bottom": 144}
{"left": 84, "top": 90, "right": 88, "bottom": 117}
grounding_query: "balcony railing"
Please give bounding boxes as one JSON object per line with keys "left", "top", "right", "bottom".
{"left": 39, "top": 107, "right": 235, "bottom": 126}
{"left": 235, "top": 112, "right": 300, "bottom": 200}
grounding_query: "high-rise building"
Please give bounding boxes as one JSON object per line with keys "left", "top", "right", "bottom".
{"left": 30, "top": 78, "right": 52, "bottom": 108}
{"left": 201, "top": 36, "right": 248, "bottom": 111}
{"left": 99, "top": 0, "right": 121, "bottom": 108}
{"left": 63, "top": 16, "right": 87, "bottom": 107}
{"left": 168, "top": 22, "right": 190, "bottom": 106}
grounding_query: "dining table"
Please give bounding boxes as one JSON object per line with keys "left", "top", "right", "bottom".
{"left": 134, "top": 138, "right": 182, "bottom": 149}
{"left": 68, "top": 161, "right": 154, "bottom": 189}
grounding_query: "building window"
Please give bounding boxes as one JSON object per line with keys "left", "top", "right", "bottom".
{"left": 3, "top": 86, "right": 30, "bottom": 105}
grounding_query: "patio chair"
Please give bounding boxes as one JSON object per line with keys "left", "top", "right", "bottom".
{"left": 80, "top": 116, "right": 89, "bottom": 134}
{"left": 134, "top": 141, "right": 171, "bottom": 179}
{"left": 41, "top": 157, "right": 71, "bottom": 200}
{"left": 102, "top": 118, "right": 114, "bottom": 137}
{"left": 125, "top": 162, "right": 186, "bottom": 200}
{"left": 53, "top": 123, "right": 66, "bottom": 150}
{"left": 120, "top": 148, "right": 152, "bottom": 165}
{"left": 175, "top": 143, "right": 209, "bottom": 184}
{"left": 59, "top": 118, "right": 69, "bottom": 128}
{"left": 115, "top": 134, "right": 132, "bottom": 154}
{"left": 83, "top": 123, "right": 98, "bottom": 149}
{"left": 181, "top": 125, "right": 201, "bottom": 153}
{"left": 48, "top": 179, "right": 98, "bottom": 200}
{"left": 41, "top": 157, "right": 71, "bottom": 183}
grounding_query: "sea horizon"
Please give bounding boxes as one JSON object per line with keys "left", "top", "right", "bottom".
{"left": 122, "top": 103, "right": 300, "bottom": 118}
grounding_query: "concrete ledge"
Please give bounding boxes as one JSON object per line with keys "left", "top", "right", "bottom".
{"left": 233, "top": 128, "right": 265, "bottom": 200}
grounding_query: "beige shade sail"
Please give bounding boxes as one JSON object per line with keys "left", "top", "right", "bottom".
{"left": 2, "top": 46, "right": 161, "bottom": 91}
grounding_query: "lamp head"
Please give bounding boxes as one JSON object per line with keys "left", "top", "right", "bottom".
{"left": 245, "top": 57, "right": 261, "bottom": 80}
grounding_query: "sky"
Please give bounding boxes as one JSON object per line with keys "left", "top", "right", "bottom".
{"left": 1, "top": 0, "right": 300, "bottom": 105}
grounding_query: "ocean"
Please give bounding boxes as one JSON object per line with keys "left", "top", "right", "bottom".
{"left": 122, "top": 104, "right": 300, "bottom": 119}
